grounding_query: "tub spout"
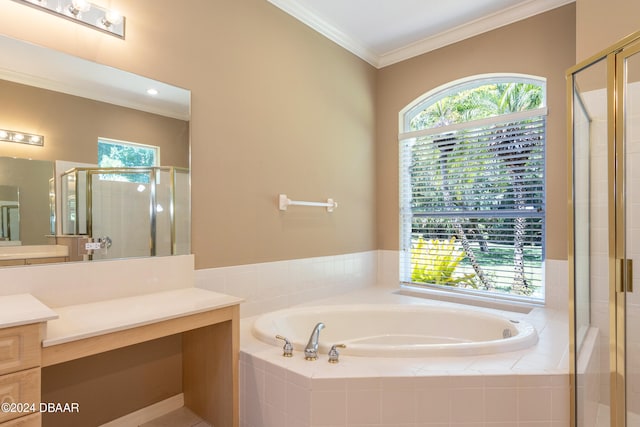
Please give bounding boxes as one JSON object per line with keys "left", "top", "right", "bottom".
{"left": 304, "top": 322, "right": 325, "bottom": 360}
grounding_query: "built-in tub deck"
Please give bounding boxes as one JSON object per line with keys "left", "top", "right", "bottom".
{"left": 240, "top": 287, "right": 569, "bottom": 426}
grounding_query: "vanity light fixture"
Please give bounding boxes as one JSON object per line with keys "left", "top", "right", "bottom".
{"left": 13, "top": 0, "right": 126, "bottom": 38}
{"left": 0, "top": 128, "right": 44, "bottom": 146}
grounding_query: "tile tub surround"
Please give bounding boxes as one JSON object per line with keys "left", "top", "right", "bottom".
{"left": 195, "top": 251, "right": 569, "bottom": 318}
{"left": 239, "top": 287, "right": 570, "bottom": 427}
{"left": 196, "top": 252, "right": 377, "bottom": 318}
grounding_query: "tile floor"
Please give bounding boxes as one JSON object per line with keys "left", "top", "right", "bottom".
{"left": 138, "top": 407, "right": 211, "bottom": 427}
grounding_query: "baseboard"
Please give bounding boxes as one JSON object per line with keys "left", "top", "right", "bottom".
{"left": 99, "top": 394, "right": 184, "bottom": 427}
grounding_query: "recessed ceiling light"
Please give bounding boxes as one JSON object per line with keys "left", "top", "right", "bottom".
{"left": 147, "top": 88, "right": 158, "bottom": 96}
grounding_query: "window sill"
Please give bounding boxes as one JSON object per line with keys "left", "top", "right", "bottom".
{"left": 396, "top": 283, "right": 542, "bottom": 314}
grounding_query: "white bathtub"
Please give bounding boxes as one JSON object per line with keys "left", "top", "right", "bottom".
{"left": 252, "top": 303, "right": 538, "bottom": 357}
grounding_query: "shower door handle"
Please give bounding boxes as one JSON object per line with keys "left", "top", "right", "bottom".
{"left": 617, "top": 258, "right": 633, "bottom": 293}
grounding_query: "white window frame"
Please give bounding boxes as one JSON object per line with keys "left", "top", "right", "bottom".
{"left": 398, "top": 73, "right": 547, "bottom": 303}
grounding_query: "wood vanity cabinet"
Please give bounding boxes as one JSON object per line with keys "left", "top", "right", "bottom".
{"left": 0, "top": 414, "right": 40, "bottom": 427}
{"left": 0, "top": 323, "right": 43, "bottom": 427}
{"left": 0, "top": 258, "right": 68, "bottom": 267}
{"left": 24, "top": 258, "right": 67, "bottom": 266}
{"left": 0, "top": 289, "right": 240, "bottom": 427}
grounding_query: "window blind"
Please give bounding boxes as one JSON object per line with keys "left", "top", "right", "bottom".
{"left": 400, "top": 115, "right": 545, "bottom": 299}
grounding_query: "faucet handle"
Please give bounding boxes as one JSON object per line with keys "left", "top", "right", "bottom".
{"left": 328, "top": 344, "right": 346, "bottom": 364}
{"left": 275, "top": 335, "right": 293, "bottom": 357}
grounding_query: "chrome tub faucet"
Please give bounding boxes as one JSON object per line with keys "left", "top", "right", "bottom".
{"left": 304, "top": 322, "right": 325, "bottom": 360}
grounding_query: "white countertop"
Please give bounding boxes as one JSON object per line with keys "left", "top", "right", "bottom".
{"left": 0, "top": 244, "right": 69, "bottom": 260}
{"left": 43, "top": 288, "right": 243, "bottom": 347}
{"left": 0, "top": 293, "right": 59, "bottom": 328}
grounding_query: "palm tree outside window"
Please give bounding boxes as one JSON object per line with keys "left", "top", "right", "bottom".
{"left": 399, "top": 74, "right": 546, "bottom": 301}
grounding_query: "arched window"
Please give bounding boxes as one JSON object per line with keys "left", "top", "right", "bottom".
{"left": 399, "top": 74, "right": 546, "bottom": 301}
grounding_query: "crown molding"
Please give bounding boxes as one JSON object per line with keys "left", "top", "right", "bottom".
{"left": 378, "top": 0, "right": 575, "bottom": 68}
{"left": 267, "top": 0, "right": 575, "bottom": 69}
{"left": 266, "top": 0, "right": 379, "bottom": 67}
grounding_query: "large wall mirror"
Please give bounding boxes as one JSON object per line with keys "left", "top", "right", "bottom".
{"left": 0, "top": 35, "right": 190, "bottom": 267}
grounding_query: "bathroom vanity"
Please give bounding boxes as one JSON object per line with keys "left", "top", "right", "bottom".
{"left": 0, "top": 288, "right": 242, "bottom": 427}
{"left": 0, "top": 246, "right": 69, "bottom": 268}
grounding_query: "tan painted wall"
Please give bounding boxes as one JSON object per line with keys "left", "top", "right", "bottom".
{"left": 0, "top": 1, "right": 579, "bottom": 268}
{"left": 576, "top": 0, "right": 640, "bottom": 62}
{"left": 375, "top": 4, "right": 576, "bottom": 261}
{"left": 0, "top": 0, "right": 378, "bottom": 270}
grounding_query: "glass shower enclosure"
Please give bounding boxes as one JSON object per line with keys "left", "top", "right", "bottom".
{"left": 60, "top": 166, "right": 190, "bottom": 260}
{"left": 569, "top": 31, "right": 640, "bottom": 427}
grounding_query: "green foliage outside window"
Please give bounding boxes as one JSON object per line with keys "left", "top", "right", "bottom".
{"left": 410, "top": 83, "right": 543, "bottom": 130}
{"left": 97, "top": 139, "right": 158, "bottom": 183}
{"left": 410, "top": 237, "right": 476, "bottom": 287}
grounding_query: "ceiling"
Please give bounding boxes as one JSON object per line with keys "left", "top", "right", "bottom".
{"left": 266, "top": 0, "right": 574, "bottom": 68}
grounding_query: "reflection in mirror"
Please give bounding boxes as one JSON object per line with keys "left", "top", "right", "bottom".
{"left": 0, "top": 35, "right": 190, "bottom": 267}
{"left": 0, "top": 185, "right": 20, "bottom": 244}
{"left": 0, "top": 158, "right": 54, "bottom": 246}
{"left": 59, "top": 166, "right": 189, "bottom": 261}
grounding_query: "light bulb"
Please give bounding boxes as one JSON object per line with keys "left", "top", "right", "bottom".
{"left": 0, "top": 130, "right": 8, "bottom": 139}
{"left": 13, "top": 133, "right": 25, "bottom": 142}
{"left": 29, "top": 135, "right": 41, "bottom": 144}
{"left": 104, "top": 9, "right": 122, "bottom": 25}
{"left": 72, "top": 0, "right": 90, "bottom": 11}
{"left": 68, "top": 0, "right": 90, "bottom": 17}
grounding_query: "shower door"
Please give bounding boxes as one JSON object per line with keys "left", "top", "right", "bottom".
{"left": 570, "top": 55, "right": 612, "bottom": 427}
{"left": 569, "top": 31, "right": 640, "bottom": 427}
{"left": 617, "top": 41, "right": 640, "bottom": 427}
{"left": 89, "top": 169, "right": 155, "bottom": 260}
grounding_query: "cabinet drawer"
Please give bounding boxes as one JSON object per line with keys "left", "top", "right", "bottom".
{"left": 0, "top": 369, "right": 40, "bottom": 424}
{"left": 0, "top": 261, "right": 25, "bottom": 267}
{"left": 0, "top": 413, "right": 40, "bottom": 427}
{"left": 0, "top": 325, "right": 40, "bottom": 376}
